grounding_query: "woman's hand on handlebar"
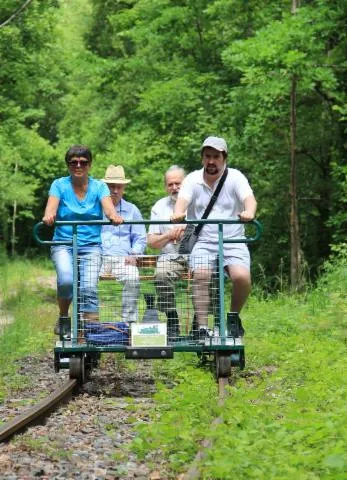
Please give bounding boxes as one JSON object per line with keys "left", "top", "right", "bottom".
{"left": 42, "top": 214, "right": 56, "bottom": 226}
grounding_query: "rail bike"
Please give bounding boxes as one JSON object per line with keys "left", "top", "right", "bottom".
{"left": 34, "top": 219, "right": 262, "bottom": 383}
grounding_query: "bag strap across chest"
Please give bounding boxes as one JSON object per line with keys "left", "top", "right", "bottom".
{"left": 194, "top": 167, "right": 228, "bottom": 236}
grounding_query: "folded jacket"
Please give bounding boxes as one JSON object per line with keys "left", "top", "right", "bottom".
{"left": 84, "top": 322, "right": 130, "bottom": 345}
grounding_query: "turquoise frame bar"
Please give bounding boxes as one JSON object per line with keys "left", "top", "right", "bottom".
{"left": 33, "top": 219, "right": 263, "bottom": 245}
{"left": 218, "top": 223, "right": 225, "bottom": 340}
{"left": 72, "top": 225, "right": 78, "bottom": 345}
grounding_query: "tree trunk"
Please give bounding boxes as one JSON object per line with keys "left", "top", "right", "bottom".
{"left": 11, "top": 162, "right": 18, "bottom": 257}
{"left": 290, "top": 76, "right": 302, "bottom": 290}
{"left": 289, "top": 0, "right": 303, "bottom": 290}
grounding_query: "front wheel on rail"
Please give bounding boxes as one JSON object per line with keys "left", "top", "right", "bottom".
{"left": 230, "top": 349, "right": 245, "bottom": 370}
{"left": 69, "top": 355, "right": 86, "bottom": 384}
{"left": 86, "top": 351, "right": 101, "bottom": 369}
{"left": 215, "top": 352, "right": 231, "bottom": 378}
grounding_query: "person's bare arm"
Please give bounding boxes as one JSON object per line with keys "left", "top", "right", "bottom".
{"left": 171, "top": 197, "right": 189, "bottom": 222}
{"left": 147, "top": 226, "right": 186, "bottom": 249}
{"left": 42, "top": 196, "right": 60, "bottom": 226}
{"left": 239, "top": 195, "right": 257, "bottom": 222}
{"left": 101, "top": 196, "right": 123, "bottom": 225}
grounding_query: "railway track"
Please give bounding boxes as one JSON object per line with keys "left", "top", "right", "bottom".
{"left": 1, "top": 359, "right": 234, "bottom": 478}
{"left": 0, "top": 357, "right": 160, "bottom": 479}
{"left": 181, "top": 376, "right": 232, "bottom": 480}
{"left": 0, "top": 378, "right": 77, "bottom": 442}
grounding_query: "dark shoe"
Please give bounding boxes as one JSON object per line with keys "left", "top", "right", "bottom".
{"left": 55, "top": 316, "right": 71, "bottom": 339}
{"left": 143, "top": 294, "right": 160, "bottom": 322}
{"left": 144, "top": 293, "right": 156, "bottom": 309}
{"left": 167, "top": 310, "right": 180, "bottom": 339}
{"left": 189, "top": 314, "right": 199, "bottom": 337}
{"left": 227, "top": 312, "right": 245, "bottom": 337}
{"left": 195, "top": 326, "right": 214, "bottom": 343}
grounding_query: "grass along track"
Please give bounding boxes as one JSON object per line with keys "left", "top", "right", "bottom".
{"left": 0, "top": 259, "right": 57, "bottom": 401}
{"left": 130, "top": 257, "right": 347, "bottom": 479}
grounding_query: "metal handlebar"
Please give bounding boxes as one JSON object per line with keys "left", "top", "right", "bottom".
{"left": 33, "top": 219, "right": 263, "bottom": 246}
{"left": 33, "top": 222, "right": 72, "bottom": 246}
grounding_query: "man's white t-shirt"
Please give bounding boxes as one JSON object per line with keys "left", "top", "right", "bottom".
{"left": 178, "top": 167, "right": 254, "bottom": 245}
{"left": 148, "top": 196, "right": 179, "bottom": 255}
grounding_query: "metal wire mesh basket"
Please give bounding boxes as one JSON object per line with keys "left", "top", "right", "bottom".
{"left": 76, "top": 253, "right": 221, "bottom": 346}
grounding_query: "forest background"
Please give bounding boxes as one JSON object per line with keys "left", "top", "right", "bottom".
{"left": 0, "top": 0, "right": 346, "bottom": 290}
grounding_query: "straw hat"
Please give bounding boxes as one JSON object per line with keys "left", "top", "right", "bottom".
{"left": 101, "top": 165, "right": 131, "bottom": 184}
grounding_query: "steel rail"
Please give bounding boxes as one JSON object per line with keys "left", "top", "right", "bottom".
{"left": 217, "top": 376, "right": 230, "bottom": 402}
{"left": 0, "top": 379, "right": 77, "bottom": 442}
{"left": 182, "top": 376, "right": 231, "bottom": 480}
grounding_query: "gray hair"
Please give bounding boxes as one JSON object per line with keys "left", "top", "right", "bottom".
{"left": 164, "top": 165, "right": 186, "bottom": 183}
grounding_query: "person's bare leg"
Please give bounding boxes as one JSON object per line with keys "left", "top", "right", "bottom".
{"left": 58, "top": 297, "right": 71, "bottom": 317}
{"left": 192, "top": 267, "right": 212, "bottom": 326}
{"left": 226, "top": 264, "right": 251, "bottom": 313}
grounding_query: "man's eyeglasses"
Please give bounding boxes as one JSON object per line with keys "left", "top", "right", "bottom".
{"left": 67, "top": 159, "right": 90, "bottom": 167}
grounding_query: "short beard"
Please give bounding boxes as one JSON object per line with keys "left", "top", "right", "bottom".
{"left": 170, "top": 192, "right": 178, "bottom": 201}
{"left": 205, "top": 165, "right": 219, "bottom": 175}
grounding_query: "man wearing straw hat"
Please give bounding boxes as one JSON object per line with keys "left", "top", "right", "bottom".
{"left": 101, "top": 165, "right": 146, "bottom": 323}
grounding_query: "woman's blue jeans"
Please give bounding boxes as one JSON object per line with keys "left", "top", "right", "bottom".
{"left": 51, "top": 245, "right": 101, "bottom": 314}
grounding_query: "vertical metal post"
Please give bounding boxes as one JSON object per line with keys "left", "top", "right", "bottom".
{"left": 218, "top": 223, "right": 225, "bottom": 339}
{"left": 72, "top": 225, "right": 78, "bottom": 345}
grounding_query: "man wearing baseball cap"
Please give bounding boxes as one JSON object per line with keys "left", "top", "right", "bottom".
{"left": 171, "top": 136, "right": 257, "bottom": 341}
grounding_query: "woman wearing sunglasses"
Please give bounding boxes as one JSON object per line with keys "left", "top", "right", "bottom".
{"left": 43, "top": 145, "right": 122, "bottom": 333}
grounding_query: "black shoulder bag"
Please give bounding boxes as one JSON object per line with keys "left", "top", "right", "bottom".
{"left": 178, "top": 168, "right": 228, "bottom": 254}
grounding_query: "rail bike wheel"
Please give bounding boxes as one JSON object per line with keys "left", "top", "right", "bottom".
{"left": 230, "top": 349, "right": 245, "bottom": 370}
{"left": 84, "top": 352, "right": 101, "bottom": 378}
{"left": 54, "top": 352, "right": 60, "bottom": 373}
{"left": 88, "top": 351, "right": 101, "bottom": 368}
{"left": 69, "top": 355, "right": 85, "bottom": 384}
{"left": 197, "top": 351, "right": 214, "bottom": 369}
{"left": 215, "top": 352, "right": 232, "bottom": 378}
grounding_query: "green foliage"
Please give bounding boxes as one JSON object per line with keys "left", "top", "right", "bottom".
{"left": 0, "top": 0, "right": 62, "bottom": 252}
{"left": 220, "top": 3, "right": 347, "bottom": 275}
{"left": 130, "top": 255, "right": 347, "bottom": 478}
{"left": 0, "top": 0, "right": 346, "bottom": 283}
{"left": 57, "top": 0, "right": 347, "bottom": 283}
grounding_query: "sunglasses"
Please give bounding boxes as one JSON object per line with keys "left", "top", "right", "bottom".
{"left": 67, "top": 159, "right": 90, "bottom": 167}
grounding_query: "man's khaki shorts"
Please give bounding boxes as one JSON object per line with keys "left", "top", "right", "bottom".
{"left": 189, "top": 242, "right": 250, "bottom": 271}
